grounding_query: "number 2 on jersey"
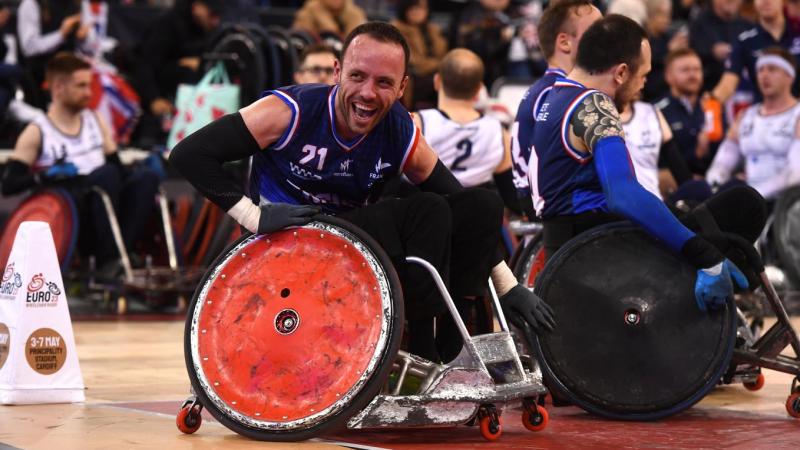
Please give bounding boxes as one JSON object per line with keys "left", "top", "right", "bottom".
{"left": 451, "top": 139, "right": 472, "bottom": 172}
{"left": 299, "top": 144, "right": 328, "bottom": 171}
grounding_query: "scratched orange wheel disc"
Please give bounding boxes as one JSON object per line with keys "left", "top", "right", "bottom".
{"left": 184, "top": 216, "right": 403, "bottom": 441}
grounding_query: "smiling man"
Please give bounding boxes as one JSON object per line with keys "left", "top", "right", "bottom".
{"left": 169, "top": 22, "right": 555, "bottom": 363}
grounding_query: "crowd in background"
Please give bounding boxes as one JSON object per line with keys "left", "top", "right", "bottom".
{"left": 0, "top": 0, "right": 798, "bottom": 196}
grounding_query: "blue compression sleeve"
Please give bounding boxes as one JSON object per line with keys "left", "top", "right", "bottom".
{"left": 594, "top": 136, "right": 694, "bottom": 252}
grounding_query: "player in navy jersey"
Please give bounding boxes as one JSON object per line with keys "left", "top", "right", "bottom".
{"left": 511, "top": 0, "right": 602, "bottom": 219}
{"left": 530, "top": 14, "right": 768, "bottom": 313}
{"left": 170, "top": 22, "right": 555, "bottom": 362}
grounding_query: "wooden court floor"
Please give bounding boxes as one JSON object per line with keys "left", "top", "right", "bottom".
{"left": 2, "top": 318, "right": 800, "bottom": 449}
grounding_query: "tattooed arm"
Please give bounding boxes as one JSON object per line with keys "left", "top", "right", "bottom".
{"left": 567, "top": 91, "right": 695, "bottom": 253}
{"left": 569, "top": 91, "right": 625, "bottom": 153}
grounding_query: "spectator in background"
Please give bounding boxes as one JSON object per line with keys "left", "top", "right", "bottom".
{"left": 293, "top": 0, "right": 366, "bottom": 39}
{"left": 643, "top": 0, "right": 689, "bottom": 102}
{"left": 1, "top": 53, "right": 159, "bottom": 278}
{"left": 712, "top": 0, "right": 800, "bottom": 104}
{"left": 16, "top": 0, "right": 90, "bottom": 104}
{"left": 656, "top": 48, "right": 710, "bottom": 175}
{"left": 606, "top": 0, "right": 647, "bottom": 25}
{"left": 132, "top": 0, "right": 223, "bottom": 143}
{"left": 689, "top": 0, "right": 753, "bottom": 91}
{"left": 293, "top": 43, "right": 337, "bottom": 84}
{"left": 507, "top": 19, "right": 547, "bottom": 78}
{"left": 707, "top": 47, "right": 800, "bottom": 202}
{"left": 672, "top": 0, "right": 699, "bottom": 22}
{"left": 453, "top": 0, "right": 514, "bottom": 88}
{"left": 391, "top": 0, "right": 447, "bottom": 109}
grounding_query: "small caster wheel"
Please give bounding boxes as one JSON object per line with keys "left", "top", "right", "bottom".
{"left": 744, "top": 373, "right": 765, "bottom": 391}
{"left": 786, "top": 393, "right": 800, "bottom": 419}
{"left": 478, "top": 406, "right": 502, "bottom": 441}
{"left": 176, "top": 404, "right": 202, "bottom": 434}
{"left": 522, "top": 404, "right": 549, "bottom": 432}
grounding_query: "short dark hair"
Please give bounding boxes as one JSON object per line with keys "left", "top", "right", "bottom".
{"left": 576, "top": 14, "right": 647, "bottom": 75}
{"left": 664, "top": 47, "right": 700, "bottom": 71}
{"left": 45, "top": 52, "right": 91, "bottom": 83}
{"left": 439, "top": 49, "right": 484, "bottom": 100}
{"left": 298, "top": 43, "right": 339, "bottom": 67}
{"left": 759, "top": 46, "right": 797, "bottom": 69}
{"left": 538, "top": 0, "right": 594, "bottom": 60}
{"left": 341, "top": 22, "right": 411, "bottom": 74}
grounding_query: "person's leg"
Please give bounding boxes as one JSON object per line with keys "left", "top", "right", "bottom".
{"left": 339, "top": 192, "right": 453, "bottom": 361}
{"left": 118, "top": 167, "right": 160, "bottom": 251}
{"left": 435, "top": 188, "right": 505, "bottom": 362}
{"left": 85, "top": 164, "right": 124, "bottom": 264}
{"left": 682, "top": 184, "right": 768, "bottom": 243}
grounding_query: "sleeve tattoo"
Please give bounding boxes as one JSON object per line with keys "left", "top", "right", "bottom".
{"left": 571, "top": 92, "right": 625, "bottom": 151}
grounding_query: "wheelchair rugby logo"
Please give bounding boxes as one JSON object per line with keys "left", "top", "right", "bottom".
{"left": 25, "top": 273, "right": 61, "bottom": 308}
{"left": 0, "top": 263, "right": 23, "bottom": 300}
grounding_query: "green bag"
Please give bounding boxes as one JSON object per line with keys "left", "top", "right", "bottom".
{"left": 167, "top": 62, "right": 241, "bottom": 150}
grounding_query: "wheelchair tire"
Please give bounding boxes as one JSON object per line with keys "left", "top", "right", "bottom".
{"left": 773, "top": 186, "right": 800, "bottom": 288}
{"left": 532, "top": 223, "right": 737, "bottom": 420}
{"left": 511, "top": 234, "right": 545, "bottom": 289}
{"left": 184, "top": 215, "right": 404, "bottom": 441}
{"left": 0, "top": 189, "right": 78, "bottom": 271}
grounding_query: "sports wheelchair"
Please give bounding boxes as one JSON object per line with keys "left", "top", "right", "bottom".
{"left": 176, "top": 215, "right": 550, "bottom": 441}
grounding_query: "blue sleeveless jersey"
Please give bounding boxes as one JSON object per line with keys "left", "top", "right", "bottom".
{"left": 528, "top": 78, "right": 608, "bottom": 219}
{"left": 511, "top": 67, "right": 566, "bottom": 199}
{"left": 251, "top": 84, "right": 420, "bottom": 214}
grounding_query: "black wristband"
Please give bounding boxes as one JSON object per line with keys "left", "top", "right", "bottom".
{"left": 417, "top": 159, "right": 463, "bottom": 195}
{"left": 169, "top": 112, "right": 261, "bottom": 211}
{"left": 493, "top": 168, "right": 522, "bottom": 214}
{"left": 680, "top": 235, "right": 725, "bottom": 269}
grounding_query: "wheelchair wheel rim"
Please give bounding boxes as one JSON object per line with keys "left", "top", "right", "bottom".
{"left": 532, "top": 223, "right": 737, "bottom": 420}
{"left": 188, "top": 221, "right": 395, "bottom": 431}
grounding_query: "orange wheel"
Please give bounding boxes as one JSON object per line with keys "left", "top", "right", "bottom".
{"left": 786, "top": 393, "right": 800, "bottom": 418}
{"left": 526, "top": 248, "right": 546, "bottom": 288}
{"left": 479, "top": 414, "right": 502, "bottom": 441}
{"left": 176, "top": 406, "right": 202, "bottom": 434}
{"left": 744, "top": 373, "right": 765, "bottom": 391}
{"left": 184, "top": 216, "right": 404, "bottom": 441}
{"left": 522, "top": 404, "right": 549, "bottom": 432}
{"left": 0, "top": 189, "right": 78, "bottom": 271}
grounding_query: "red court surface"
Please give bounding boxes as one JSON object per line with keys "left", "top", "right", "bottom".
{"left": 116, "top": 398, "right": 800, "bottom": 449}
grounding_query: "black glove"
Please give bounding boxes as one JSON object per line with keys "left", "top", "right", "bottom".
{"left": 257, "top": 203, "right": 320, "bottom": 234}
{"left": 500, "top": 284, "right": 556, "bottom": 333}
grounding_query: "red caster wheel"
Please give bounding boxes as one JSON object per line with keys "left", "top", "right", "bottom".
{"left": 478, "top": 406, "right": 502, "bottom": 441}
{"left": 744, "top": 373, "right": 765, "bottom": 391}
{"left": 176, "top": 404, "right": 202, "bottom": 434}
{"left": 522, "top": 404, "right": 549, "bottom": 432}
{"left": 786, "top": 393, "right": 800, "bottom": 418}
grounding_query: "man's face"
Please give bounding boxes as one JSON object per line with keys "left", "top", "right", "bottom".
{"left": 294, "top": 52, "right": 337, "bottom": 85}
{"left": 755, "top": 0, "right": 783, "bottom": 20}
{"left": 665, "top": 54, "right": 703, "bottom": 96}
{"left": 55, "top": 69, "right": 92, "bottom": 112}
{"left": 565, "top": 5, "right": 603, "bottom": 62}
{"left": 615, "top": 40, "right": 651, "bottom": 111}
{"left": 192, "top": 2, "right": 220, "bottom": 33}
{"left": 757, "top": 61, "right": 793, "bottom": 97}
{"left": 334, "top": 35, "right": 408, "bottom": 137}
